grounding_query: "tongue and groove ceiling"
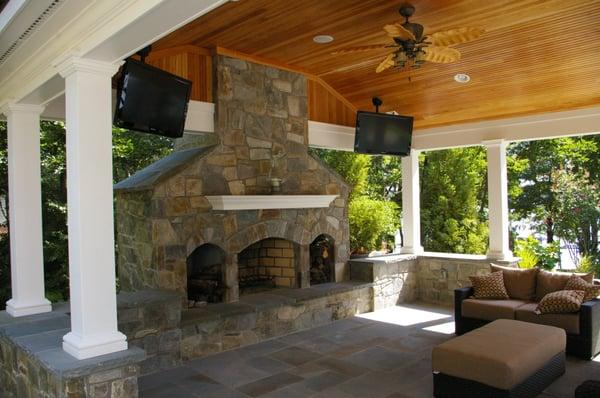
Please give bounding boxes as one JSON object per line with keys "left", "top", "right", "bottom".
{"left": 153, "top": 0, "right": 600, "bottom": 129}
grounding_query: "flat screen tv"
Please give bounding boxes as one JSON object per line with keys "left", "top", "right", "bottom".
{"left": 114, "top": 58, "right": 192, "bottom": 138}
{"left": 354, "top": 111, "right": 413, "bottom": 156}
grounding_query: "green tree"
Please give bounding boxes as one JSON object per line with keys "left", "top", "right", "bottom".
{"left": 508, "top": 137, "right": 597, "bottom": 243}
{"left": 420, "top": 147, "right": 489, "bottom": 254}
{"left": 552, "top": 169, "right": 600, "bottom": 263}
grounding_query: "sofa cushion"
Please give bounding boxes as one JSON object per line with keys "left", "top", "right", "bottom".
{"left": 515, "top": 302, "right": 580, "bottom": 334}
{"left": 462, "top": 298, "right": 528, "bottom": 321}
{"left": 490, "top": 264, "right": 538, "bottom": 300}
{"left": 470, "top": 271, "right": 509, "bottom": 299}
{"left": 536, "top": 289, "right": 585, "bottom": 315}
{"left": 432, "top": 319, "right": 566, "bottom": 390}
{"left": 564, "top": 276, "right": 600, "bottom": 302}
{"left": 536, "top": 270, "right": 594, "bottom": 301}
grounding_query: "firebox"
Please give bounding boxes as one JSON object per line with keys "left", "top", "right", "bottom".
{"left": 187, "top": 244, "right": 226, "bottom": 306}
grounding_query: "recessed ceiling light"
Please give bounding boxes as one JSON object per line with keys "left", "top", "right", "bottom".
{"left": 454, "top": 73, "right": 471, "bottom": 83}
{"left": 313, "top": 35, "right": 334, "bottom": 44}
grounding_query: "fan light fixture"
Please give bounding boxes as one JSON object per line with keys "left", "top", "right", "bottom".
{"left": 454, "top": 73, "right": 470, "bottom": 83}
{"left": 313, "top": 35, "right": 334, "bottom": 44}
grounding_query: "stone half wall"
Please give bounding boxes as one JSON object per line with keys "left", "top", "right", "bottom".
{"left": 115, "top": 55, "right": 351, "bottom": 302}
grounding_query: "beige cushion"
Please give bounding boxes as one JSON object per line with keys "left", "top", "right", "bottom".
{"left": 462, "top": 299, "right": 528, "bottom": 321}
{"left": 536, "top": 270, "right": 594, "bottom": 301}
{"left": 536, "top": 290, "right": 585, "bottom": 314}
{"left": 470, "top": 271, "right": 509, "bottom": 299}
{"left": 564, "top": 275, "right": 600, "bottom": 302}
{"left": 515, "top": 303, "right": 580, "bottom": 334}
{"left": 432, "top": 319, "right": 566, "bottom": 390}
{"left": 490, "top": 264, "right": 538, "bottom": 300}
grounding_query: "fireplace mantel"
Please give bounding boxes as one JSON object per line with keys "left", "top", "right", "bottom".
{"left": 205, "top": 195, "right": 338, "bottom": 211}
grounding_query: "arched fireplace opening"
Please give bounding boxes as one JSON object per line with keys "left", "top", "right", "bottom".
{"left": 238, "top": 238, "right": 298, "bottom": 296}
{"left": 310, "top": 234, "right": 335, "bottom": 285}
{"left": 187, "top": 244, "right": 226, "bottom": 306}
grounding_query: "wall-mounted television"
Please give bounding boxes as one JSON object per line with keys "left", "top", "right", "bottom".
{"left": 354, "top": 111, "right": 413, "bottom": 156}
{"left": 113, "top": 58, "right": 192, "bottom": 138}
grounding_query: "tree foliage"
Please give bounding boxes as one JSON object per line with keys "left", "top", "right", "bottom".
{"left": 420, "top": 147, "right": 489, "bottom": 254}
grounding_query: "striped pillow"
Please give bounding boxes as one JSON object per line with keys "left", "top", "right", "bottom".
{"left": 564, "top": 276, "right": 600, "bottom": 302}
{"left": 469, "top": 271, "right": 509, "bottom": 299}
{"left": 535, "top": 290, "right": 585, "bottom": 314}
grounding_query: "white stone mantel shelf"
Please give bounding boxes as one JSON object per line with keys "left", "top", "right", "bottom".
{"left": 205, "top": 195, "right": 339, "bottom": 210}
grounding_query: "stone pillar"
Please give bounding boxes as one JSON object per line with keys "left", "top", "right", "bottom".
{"left": 224, "top": 253, "right": 239, "bottom": 302}
{"left": 298, "top": 245, "right": 310, "bottom": 288}
{"left": 485, "top": 140, "right": 513, "bottom": 260}
{"left": 3, "top": 103, "right": 52, "bottom": 317}
{"left": 400, "top": 150, "right": 424, "bottom": 254}
{"left": 57, "top": 57, "right": 127, "bottom": 359}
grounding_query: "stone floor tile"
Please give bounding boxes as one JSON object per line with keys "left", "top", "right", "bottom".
{"left": 294, "top": 336, "right": 344, "bottom": 354}
{"left": 235, "top": 339, "right": 289, "bottom": 359}
{"left": 245, "top": 355, "right": 293, "bottom": 374}
{"left": 141, "top": 382, "right": 199, "bottom": 398}
{"left": 315, "top": 357, "right": 370, "bottom": 377}
{"left": 236, "top": 371, "right": 304, "bottom": 397}
{"left": 300, "top": 370, "right": 351, "bottom": 392}
{"left": 343, "top": 346, "right": 416, "bottom": 371}
{"left": 188, "top": 360, "right": 271, "bottom": 388}
{"left": 287, "top": 361, "right": 328, "bottom": 378}
{"left": 258, "top": 384, "right": 317, "bottom": 398}
{"left": 268, "top": 346, "right": 322, "bottom": 366}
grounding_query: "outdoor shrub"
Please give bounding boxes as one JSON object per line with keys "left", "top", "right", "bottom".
{"left": 349, "top": 196, "right": 400, "bottom": 253}
{"left": 514, "top": 236, "right": 560, "bottom": 270}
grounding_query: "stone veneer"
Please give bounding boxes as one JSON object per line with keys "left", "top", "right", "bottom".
{"left": 115, "top": 55, "right": 350, "bottom": 303}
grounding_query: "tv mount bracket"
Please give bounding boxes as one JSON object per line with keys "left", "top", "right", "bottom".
{"left": 136, "top": 45, "right": 152, "bottom": 63}
{"left": 372, "top": 97, "right": 383, "bottom": 113}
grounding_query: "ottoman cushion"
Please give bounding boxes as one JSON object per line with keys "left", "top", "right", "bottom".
{"left": 432, "top": 319, "right": 565, "bottom": 390}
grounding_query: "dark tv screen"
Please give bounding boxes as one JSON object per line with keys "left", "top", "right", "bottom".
{"left": 354, "top": 111, "right": 413, "bottom": 156}
{"left": 114, "top": 59, "right": 192, "bottom": 138}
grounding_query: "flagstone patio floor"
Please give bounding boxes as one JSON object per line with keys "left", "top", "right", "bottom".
{"left": 139, "top": 303, "right": 599, "bottom": 397}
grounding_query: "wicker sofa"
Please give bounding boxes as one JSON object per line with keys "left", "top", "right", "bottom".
{"left": 454, "top": 268, "right": 600, "bottom": 360}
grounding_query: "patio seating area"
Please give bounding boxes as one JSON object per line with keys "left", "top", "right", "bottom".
{"left": 138, "top": 304, "right": 599, "bottom": 398}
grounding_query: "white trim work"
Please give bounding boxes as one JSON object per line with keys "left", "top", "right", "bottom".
{"left": 307, "top": 107, "right": 600, "bottom": 152}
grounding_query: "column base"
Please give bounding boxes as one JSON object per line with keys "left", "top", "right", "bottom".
{"left": 63, "top": 331, "right": 127, "bottom": 360}
{"left": 400, "top": 246, "right": 424, "bottom": 255}
{"left": 487, "top": 250, "right": 514, "bottom": 261}
{"left": 6, "top": 298, "right": 52, "bottom": 317}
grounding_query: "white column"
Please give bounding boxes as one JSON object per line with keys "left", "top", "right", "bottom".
{"left": 485, "top": 140, "right": 513, "bottom": 260}
{"left": 3, "top": 103, "right": 52, "bottom": 317}
{"left": 400, "top": 149, "right": 423, "bottom": 254}
{"left": 57, "top": 57, "right": 127, "bottom": 359}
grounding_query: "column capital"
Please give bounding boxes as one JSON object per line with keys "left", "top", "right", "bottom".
{"left": 55, "top": 55, "right": 121, "bottom": 79}
{"left": 482, "top": 139, "right": 508, "bottom": 148}
{"left": 2, "top": 101, "right": 45, "bottom": 116}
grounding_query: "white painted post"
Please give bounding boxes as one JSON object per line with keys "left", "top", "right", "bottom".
{"left": 57, "top": 57, "right": 127, "bottom": 359}
{"left": 3, "top": 103, "right": 52, "bottom": 317}
{"left": 485, "top": 140, "right": 513, "bottom": 260}
{"left": 400, "top": 149, "right": 424, "bottom": 254}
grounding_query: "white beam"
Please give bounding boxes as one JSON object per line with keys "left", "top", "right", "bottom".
{"left": 400, "top": 150, "right": 423, "bottom": 255}
{"left": 307, "top": 107, "right": 600, "bottom": 152}
{"left": 485, "top": 140, "right": 512, "bottom": 260}
{"left": 3, "top": 102, "right": 51, "bottom": 317}
{"left": 58, "top": 57, "right": 126, "bottom": 360}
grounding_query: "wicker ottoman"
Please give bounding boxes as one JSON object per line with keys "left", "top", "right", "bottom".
{"left": 432, "top": 319, "right": 566, "bottom": 398}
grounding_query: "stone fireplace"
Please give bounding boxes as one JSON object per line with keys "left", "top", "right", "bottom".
{"left": 115, "top": 55, "right": 350, "bottom": 304}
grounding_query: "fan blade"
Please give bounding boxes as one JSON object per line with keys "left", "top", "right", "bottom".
{"left": 331, "top": 44, "right": 389, "bottom": 55}
{"left": 426, "top": 27, "right": 485, "bottom": 47}
{"left": 383, "top": 23, "right": 416, "bottom": 41}
{"left": 422, "top": 46, "right": 461, "bottom": 63}
{"left": 375, "top": 53, "right": 395, "bottom": 73}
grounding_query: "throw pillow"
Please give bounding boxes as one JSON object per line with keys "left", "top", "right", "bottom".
{"left": 535, "top": 290, "right": 585, "bottom": 314}
{"left": 564, "top": 275, "right": 600, "bottom": 302}
{"left": 535, "top": 270, "right": 594, "bottom": 301}
{"left": 490, "top": 264, "right": 538, "bottom": 300}
{"left": 469, "top": 271, "right": 509, "bottom": 299}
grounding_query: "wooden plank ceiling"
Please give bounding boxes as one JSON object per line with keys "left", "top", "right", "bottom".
{"left": 154, "top": 0, "right": 600, "bottom": 129}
